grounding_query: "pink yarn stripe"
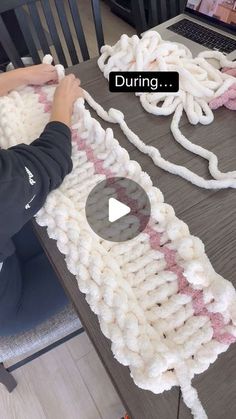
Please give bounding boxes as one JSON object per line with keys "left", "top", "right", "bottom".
{"left": 38, "top": 87, "right": 235, "bottom": 346}
{"left": 34, "top": 86, "right": 52, "bottom": 113}
{"left": 73, "top": 131, "right": 235, "bottom": 345}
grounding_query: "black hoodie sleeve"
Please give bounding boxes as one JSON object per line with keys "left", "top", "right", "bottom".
{"left": 0, "top": 121, "right": 72, "bottom": 261}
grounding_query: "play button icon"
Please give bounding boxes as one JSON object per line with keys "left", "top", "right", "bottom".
{"left": 85, "top": 177, "right": 151, "bottom": 242}
{"left": 108, "top": 198, "right": 130, "bottom": 222}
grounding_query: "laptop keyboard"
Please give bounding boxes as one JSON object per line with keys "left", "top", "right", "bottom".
{"left": 168, "top": 19, "right": 236, "bottom": 54}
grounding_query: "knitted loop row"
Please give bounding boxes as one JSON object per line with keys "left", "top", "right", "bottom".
{"left": 0, "top": 42, "right": 235, "bottom": 418}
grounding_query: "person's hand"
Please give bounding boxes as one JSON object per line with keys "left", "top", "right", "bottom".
{"left": 50, "top": 74, "right": 83, "bottom": 127}
{"left": 0, "top": 64, "right": 58, "bottom": 96}
{"left": 53, "top": 74, "right": 83, "bottom": 111}
{"left": 21, "top": 64, "right": 58, "bottom": 85}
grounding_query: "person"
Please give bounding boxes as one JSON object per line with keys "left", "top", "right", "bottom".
{"left": 0, "top": 64, "right": 83, "bottom": 336}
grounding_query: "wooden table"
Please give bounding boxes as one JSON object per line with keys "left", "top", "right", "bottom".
{"left": 34, "top": 57, "right": 236, "bottom": 419}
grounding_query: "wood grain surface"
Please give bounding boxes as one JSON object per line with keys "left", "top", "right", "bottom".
{"left": 33, "top": 57, "right": 236, "bottom": 419}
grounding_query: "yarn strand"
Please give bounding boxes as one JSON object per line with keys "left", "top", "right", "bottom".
{"left": 84, "top": 89, "right": 236, "bottom": 189}
{"left": 176, "top": 363, "right": 208, "bottom": 419}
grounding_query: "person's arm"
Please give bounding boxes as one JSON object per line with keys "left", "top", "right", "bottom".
{"left": 50, "top": 74, "right": 82, "bottom": 127}
{"left": 0, "top": 73, "right": 83, "bottom": 260}
{"left": 0, "top": 64, "right": 58, "bottom": 96}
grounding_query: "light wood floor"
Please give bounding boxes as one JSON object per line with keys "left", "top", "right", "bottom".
{"left": 1, "top": 334, "right": 125, "bottom": 419}
{"left": 0, "top": 2, "right": 135, "bottom": 418}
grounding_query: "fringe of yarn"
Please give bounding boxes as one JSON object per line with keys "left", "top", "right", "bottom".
{"left": 96, "top": 31, "right": 236, "bottom": 189}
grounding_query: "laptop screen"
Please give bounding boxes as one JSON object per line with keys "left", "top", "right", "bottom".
{"left": 185, "top": 0, "right": 236, "bottom": 32}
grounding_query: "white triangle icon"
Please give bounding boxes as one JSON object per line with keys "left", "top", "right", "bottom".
{"left": 108, "top": 198, "right": 131, "bottom": 223}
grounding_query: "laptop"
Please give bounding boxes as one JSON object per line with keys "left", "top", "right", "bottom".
{"left": 152, "top": 0, "right": 236, "bottom": 62}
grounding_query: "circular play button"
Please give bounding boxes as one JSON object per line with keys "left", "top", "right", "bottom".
{"left": 85, "top": 177, "right": 151, "bottom": 242}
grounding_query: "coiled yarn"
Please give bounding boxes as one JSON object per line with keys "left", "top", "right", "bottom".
{"left": 209, "top": 67, "right": 236, "bottom": 110}
{"left": 0, "top": 51, "right": 235, "bottom": 419}
{"left": 96, "top": 31, "right": 236, "bottom": 189}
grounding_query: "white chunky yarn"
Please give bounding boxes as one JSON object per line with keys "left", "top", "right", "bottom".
{"left": 95, "top": 30, "right": 236, "bottom": 189}
{"left": 0, "top": 52, "right": 235, "bottom": 419}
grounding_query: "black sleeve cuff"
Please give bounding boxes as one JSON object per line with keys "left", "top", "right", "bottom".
{"left": 45, "top": 121, "right": 71, "bottom": 139}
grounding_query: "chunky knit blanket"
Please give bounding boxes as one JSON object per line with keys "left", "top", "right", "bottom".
{"left": 0, "top": 32, "right": 236, "bottom": 418}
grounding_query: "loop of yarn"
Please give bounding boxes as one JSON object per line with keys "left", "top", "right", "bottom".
{"left": 95, "top": 31, "right": 236, "bottom": 189}
{"left": 0, "top": 49, "right": 236, "bottom": 419}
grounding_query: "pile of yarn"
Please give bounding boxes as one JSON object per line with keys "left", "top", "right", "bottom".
{"left": 96, "top": 31, "right": 236, "bottom": 189}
